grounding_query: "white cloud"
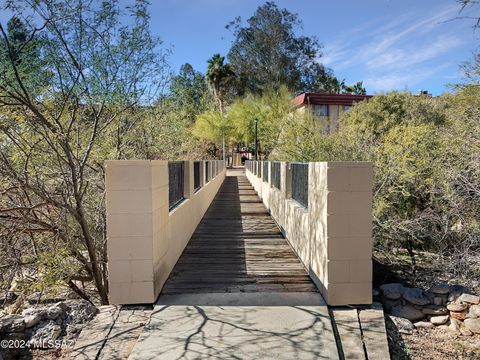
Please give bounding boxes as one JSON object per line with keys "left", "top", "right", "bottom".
{"left": 364, "top": 63, "right": 451, "bottom": 91}
{"left": 322, "top": 3, "right": 465, "bottom": 92}
{"left": 366, "top": 35, "right": 463, "bottom": 70}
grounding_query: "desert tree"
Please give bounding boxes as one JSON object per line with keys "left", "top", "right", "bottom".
{"left": 0, "top": 0, "right": 169, "bottom": 304}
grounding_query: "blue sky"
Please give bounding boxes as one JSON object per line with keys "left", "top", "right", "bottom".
{"left": 1, "top": 0, "right": 478, "bottom": 94}
{"left": 149, "top": 0, "right": 479, "bottom": 95}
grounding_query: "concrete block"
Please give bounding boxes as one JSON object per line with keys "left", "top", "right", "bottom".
{"left": 106, "top": 189, "right": 152, "bottom": 214}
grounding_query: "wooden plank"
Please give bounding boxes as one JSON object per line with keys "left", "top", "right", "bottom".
{"left": 160, "top": 169, "right": 318, "bottom": 296}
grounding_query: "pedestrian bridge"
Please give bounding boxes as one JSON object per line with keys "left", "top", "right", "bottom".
{"left": 104, "top": 160, "right": 382, "bottom": 359}
{"left": 105, "top": 160, "right": 373, "bottom": 306}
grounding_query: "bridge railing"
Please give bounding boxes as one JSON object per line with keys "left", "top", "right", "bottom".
{"left": 245, "top": 160, "right": 373, "bottom": 306}
{"left": 105, "top": 159, "right": 226, "bottom": 304}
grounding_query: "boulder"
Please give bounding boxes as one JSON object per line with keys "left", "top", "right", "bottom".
{"left": 429, "top": 284, "right": 450, "bottom": 295}
{"left": 414, "top": 321, "right": 434, "bottom": 329}
{"left": 45, "top": 304, "right": 64, "bottom": 320}
{"left": 24, "top": 313, "right": 43, "bottom": 328}
{"left": 433, "top": 297, "right": 443, "bottom": 306}
{"left": 0, "top": 315, "right": 25, "bottom": 333}
{"left": 402, "top": 287, "right": 432, "bottom": 306}
{"left": 447, "top": 303, "right": 468, "bottom": 312}
{"left": 458, "top": 293, "right": 480, "bottom": 305}
{"left": 450, "top": 311, "right": 468, "bottom": 320}
{"left": 422, "top": 305, "right": 448, "bottom": 316}
{"left": 449, "top": 318, "right": 461, "bottom": 334}
{"left": 389, "top": 315, "right": 414, "bottom": 334}
{"left": 448, "top": 285, "right": 470, "bottom": 302}
{"left": 381, "top": 298, "right": 402, "bottom": 312}
{"left": 467, "top": 305, "right": 480, "bottom": 318}
{"left": 460, "top": 327, "right": 473, "bottom": 336}
{"left": 29, "top": 320, "right": 62, "bottom": 346}
{"left": 464, "top": 318, "right": 480, "bottom": 334}
{"left": 390, "top": 304, "right": 425, "bottom": 322}
{"left": 22, "top": 308, "right": 45, "bottom": 317}
{"left": 63, "top": 300, "right": 97, "bottom": 326}
{"left": 430, "top": 315, "right": 449, "bottom": 325}
{"left": 380, "top": 283, "right": 405, "bottom": 300}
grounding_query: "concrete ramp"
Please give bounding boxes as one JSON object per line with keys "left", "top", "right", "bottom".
{"left": 128, "top": 304, "right": 338, "bottom": 360}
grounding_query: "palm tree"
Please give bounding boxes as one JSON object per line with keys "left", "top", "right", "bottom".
{"left": 206, "top": 54, "right": 235, "bottom": 160}
{"left": 343, "top": 81, "right": 367, "bottom": 95}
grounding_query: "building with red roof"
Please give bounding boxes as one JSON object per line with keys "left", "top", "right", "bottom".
{"left": 292, "top": 92, "right": 372, "bottom": 132}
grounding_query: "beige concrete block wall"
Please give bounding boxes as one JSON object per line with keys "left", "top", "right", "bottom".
{"left": 245, "top": 160, "right": 373, "bottom": 306}
{"left": 106, "top": 160, "right": 226, "bottom": 304}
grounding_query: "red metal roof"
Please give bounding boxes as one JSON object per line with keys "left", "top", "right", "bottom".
{"left": 293, "top": 93, "right": 373, "bottom": 107}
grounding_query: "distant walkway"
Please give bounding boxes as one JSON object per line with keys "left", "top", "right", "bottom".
{"left": 161, "top": 168, "right": 317, "bottom": 295}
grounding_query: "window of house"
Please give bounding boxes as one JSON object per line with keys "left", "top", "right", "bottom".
{"left": 313, "top": 104, "right": 328, "bottom": 117}
{"left": 343, "top": 105, "right": 352, "bottom": 112}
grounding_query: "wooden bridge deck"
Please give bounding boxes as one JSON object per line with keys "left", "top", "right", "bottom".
{"left": 161, "top": 168, "right": 318, "bottom": 295}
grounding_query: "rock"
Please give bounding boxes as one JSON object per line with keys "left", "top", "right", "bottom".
{"left": 0, "top": 315, "right": 25, "bottom": 333}
{"left": 449, "top": 318, "right": 461, "bottom": 334}
{"left": 430, "top": 315, "right": 449, "bottom": 325}
{"left": 414, "top": 321, "right": 434, "bottom": 329}
{"left": 45, "top": 304, "right": 64, "bottom": 320}
{"left": 27, "top": 291, "right": 43, "bottom": 304}
{"left": 430, "top": 284, "right": 450, "bottom": 295}
{"left": 450, "top": 311, "right": 468, "bottom": 320}
{"left": 448, "top": 285, "right": 470, "bottom": 302}
{"left": 389, "top": 315, "right": 414, "bottom": 334}
{"left": 447, "top": 303, "right": 468, "bottom": 312}
{"left": 458, "top": 293, "right": 480, "bottom": 305}
{"left": 24, "top": 313, "right": 43, "bottom": 328}
{"left": 460, "top": 327, "right": 473, "bottom": 336}
{"left": 381, "top": 298, "right": 401, "bottom": 312}
{"left": 63, "top": 300, "right": 97, "bottom": 326}
{"left": 30, "top": 320, "right": 62, "bottom": 346}
{"left": 464, "top": 318, "right": 480, "bottom": 334}
{"left": 22, "top": 307, "right": 45, "bottom": 317}
{"left": 390, "top": 304, "right": 425, "bottom": 322}
{"left": 402, "top": 287, "right": 432, "bottom": 306}
{"left": 468, "top": 305, "right": 480, "bottom": 318}
{"left": 380, "top": 283, "right": 405, "bottom": 300}
{"left": 433, "top": 297, "right": 443, "bottom": 306}
{"left": 422, "top": 305, "right": 448, "bottom": 315}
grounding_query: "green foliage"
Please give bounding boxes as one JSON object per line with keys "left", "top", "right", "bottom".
{"left": 343, "top": 81, "right": 367, "bottom": 95}
{"left": 0, "top": 0, "right": 171, "bottom": 305}
{"left": 169, "top": 63, "right": 210, "bottom": 122}
{"left": 276, "top": 88, "right": 480, "bottom": 271}
{"left": 193, "top": 85, "right": 294, "bottom": 158}
{"left": 226, "top": 1, "right": 335, "bottom": 94}
{"left": 206, "top": 54, "right": 235, "bottom": 114}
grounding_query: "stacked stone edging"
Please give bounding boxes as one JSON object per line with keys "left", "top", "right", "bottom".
{"left": 377, "top": 283, "right": 480, "bottom": 336}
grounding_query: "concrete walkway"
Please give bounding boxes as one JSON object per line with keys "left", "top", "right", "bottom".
{"left": 129, "top": 293, "right": 338, "bottom": 360}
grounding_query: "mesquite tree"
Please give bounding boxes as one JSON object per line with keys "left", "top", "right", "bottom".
{"left": 0, "top": 0, "right": 168, "bottom": 305}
